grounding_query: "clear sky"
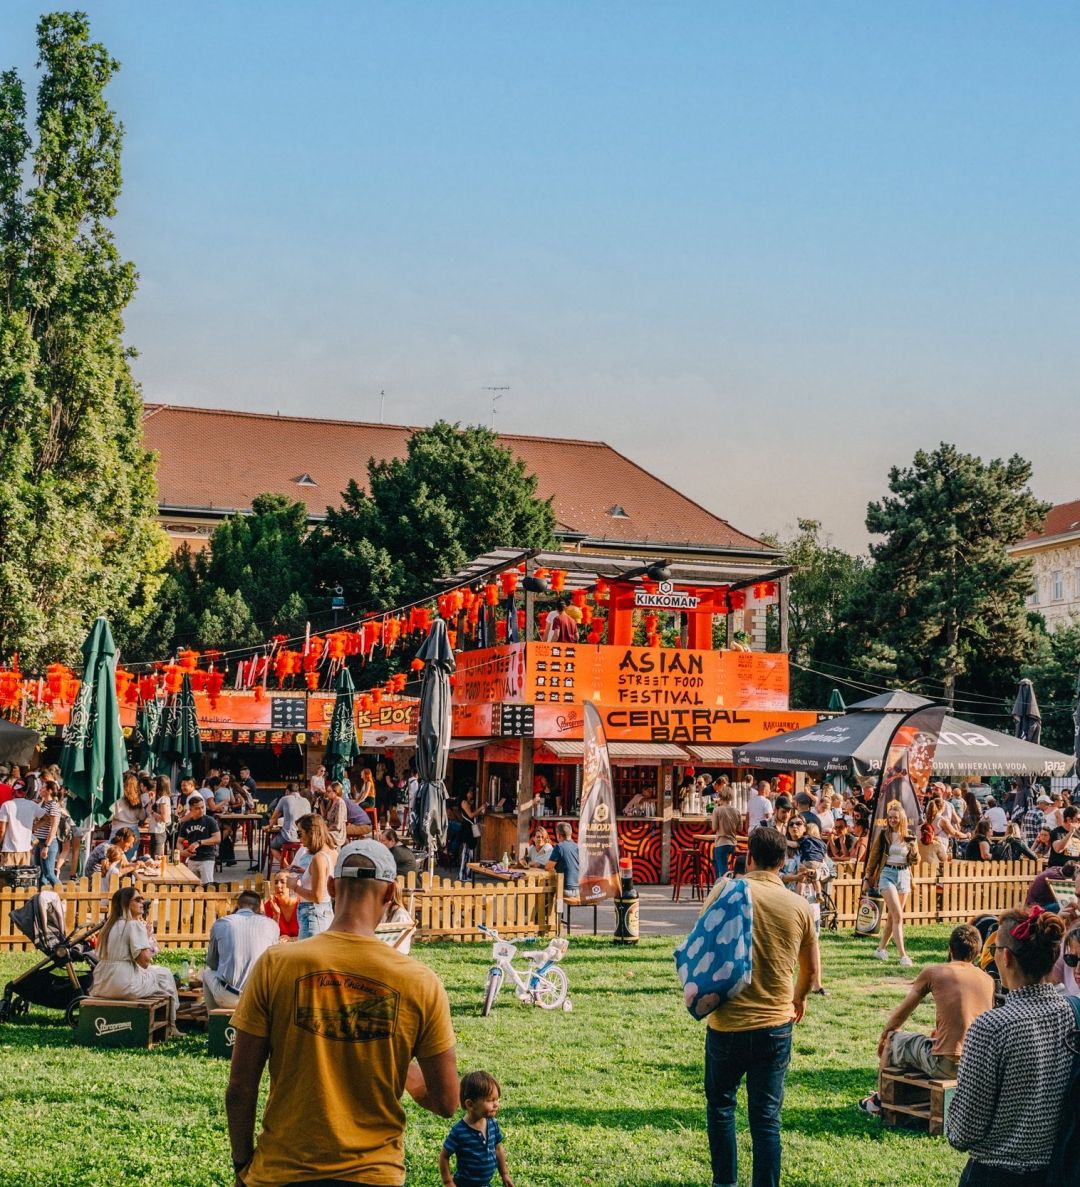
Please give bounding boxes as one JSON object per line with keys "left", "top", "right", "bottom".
{"left": 3, "top": 2, "right": 1078, "bottom": 551}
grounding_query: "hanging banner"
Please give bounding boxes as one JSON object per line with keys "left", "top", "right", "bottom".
{"left": 867, "top": 703, "right": 949, "bottom": 843}
{"left": 578, "top": 702, "right": 621, "bottom": 903}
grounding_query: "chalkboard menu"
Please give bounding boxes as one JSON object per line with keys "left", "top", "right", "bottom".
{"left": 498, "top": 703, "right": 535, "bottom": 737}
{"left": 271, "top": 697, "right": 308, "bottom": 730}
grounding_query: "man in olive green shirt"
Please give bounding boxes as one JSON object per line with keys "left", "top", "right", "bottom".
{"left": 702, "top": 826, "right": 819, "bottom": 1187}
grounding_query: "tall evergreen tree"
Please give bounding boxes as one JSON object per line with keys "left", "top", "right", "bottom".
{"left": 311, "top": 421, "right": 557, "bottom": 607}
{"left": 0, "top": 13, "right": 167, "bottom": 667}
{"left": 849, "top": 443, "right": 1048, "bottom": 706}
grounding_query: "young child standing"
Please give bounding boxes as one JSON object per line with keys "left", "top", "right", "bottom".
{"left": 440, "top": 1070, "right": 514, "bottom": 1187}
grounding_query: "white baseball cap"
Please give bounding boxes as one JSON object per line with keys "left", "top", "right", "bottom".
{"left": 333, "top": 839, "right": 397, "bottom": 883}
{"left": 1037, "top": 794, "right": 1054, "bottom": 805}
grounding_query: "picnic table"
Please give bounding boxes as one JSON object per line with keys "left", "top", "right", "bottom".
{"left": 138, "top": 863, "right": 201, "bottom": 887}
{"left": 218, "top": 812, "right": 265, "bottom": 870}
{"left": 467, "top": 862, "right": 528, "bottom": 886}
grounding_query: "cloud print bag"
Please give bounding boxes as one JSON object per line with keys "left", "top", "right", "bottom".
{"left": 673, "top": 876, "right": 753, "bottom": 1020}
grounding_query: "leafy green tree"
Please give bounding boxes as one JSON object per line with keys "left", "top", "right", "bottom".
{"left": 311, "top": 421, "right": 557, "bottom": 607}
{"left": 849, "top": 444, "right": 1048, "bottom": 707}
{"left": 764, "top": 520, "right": 869, "bottom": 708}
{"left": 0, "top": 13, "right": 167, "bottom": 667}
{"left": 1021, "top": 621, "right": 1080, "bottom": 754}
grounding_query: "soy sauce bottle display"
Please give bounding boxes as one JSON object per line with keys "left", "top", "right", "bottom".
{"left": 613, "top": 857, "right": 639, "bottom": 944}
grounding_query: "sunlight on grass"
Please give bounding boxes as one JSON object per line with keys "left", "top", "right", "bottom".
{"left": 0, "top": 927, "right": 967, "bottom": 1186}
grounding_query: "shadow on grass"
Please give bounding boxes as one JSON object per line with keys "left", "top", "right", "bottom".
{"left": 509, "top": 1103, "right": 702, "bottom": 1131}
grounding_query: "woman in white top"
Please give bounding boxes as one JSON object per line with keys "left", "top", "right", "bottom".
{"left": 864, "top": 800, "right": 918, "bottom": 967}
{"left": 91, "top": 886, "right": 179, "bottom": 1031}
{"left": 288, "top": 814, "right": 336, "bottom": 938}
{"left": 147, "top": 776, "right": 172, "bottom": 859}
{"left": 110, "top": 773, "right": 146, "bottom": 858}
{"left": 526, "top": 826, "right": 554, "bottom": 868}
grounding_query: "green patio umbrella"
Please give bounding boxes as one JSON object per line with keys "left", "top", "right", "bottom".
{"left": 324, "top": 667, "right": 360, "bottom": 783}
{"left": 131, "top": 697, "right": 161, "bottom": 771}
{"left": 827, "top": 688, "right": 846, "bottom": 713}
{"left": 154, "top": 673, "right": 203, "bottom": 779}
{"left": 60, "top": 617, "right": 126, "bottom": 829}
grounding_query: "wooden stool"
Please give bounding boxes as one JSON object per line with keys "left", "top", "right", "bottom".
{"left": 75, "top": 996, "right": 172, "bottom": 1048}
{"left": 208, "top": 1008, "right": 237, "bottom": 1058}
{"left": 879, "top": 1066, "right": 956, "bottom": 1136}
{"left": 562, "top": 895, "right": 599, "bottom": 935}
{"left": 671, "top": 847, "right": 705, "bottom": 902}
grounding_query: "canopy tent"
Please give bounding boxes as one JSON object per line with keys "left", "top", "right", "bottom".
{"left": 0, "top": 718, "right": 40, "bottom": 767}
{"left": 733, "top": 692, "right": 1076, "bottom": 780}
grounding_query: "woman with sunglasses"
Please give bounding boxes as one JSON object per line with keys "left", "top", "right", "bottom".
{"left": 91, "top": 885, "right": 180, "bottom": 1034}
{"left": 947, "top": 905, "right": 1072, "bottom": 1185}
{"left": 1051, "top": 923, "right": 1080, "bottom": 997}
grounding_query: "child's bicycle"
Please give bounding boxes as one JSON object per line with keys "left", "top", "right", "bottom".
{"left": 478, "top": 924, "right": 572, "bottom": 1016}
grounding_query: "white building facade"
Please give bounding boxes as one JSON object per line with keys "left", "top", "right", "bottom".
{"left": 1009, "top": 499, "right": 1080, "bottom": 631}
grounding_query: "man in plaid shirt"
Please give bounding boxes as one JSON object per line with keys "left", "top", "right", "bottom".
{"left": 1022, "top": 795, "right": 1052, "bottom": 847}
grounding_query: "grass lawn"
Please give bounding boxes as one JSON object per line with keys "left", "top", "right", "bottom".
{"left": 0, "top": 926, "right": 969, "bottom": 1187}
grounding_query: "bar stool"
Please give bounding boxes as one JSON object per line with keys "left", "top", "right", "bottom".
{"left": 267, "top": 840, "right": 301, "bottom": 876}
{"left": 672, "top": 846, "right": 706, "bottom": 902}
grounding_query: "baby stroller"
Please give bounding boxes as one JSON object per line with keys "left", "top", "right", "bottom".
{"left": 0, "top": 890, "right": 101, "bottom": 1026}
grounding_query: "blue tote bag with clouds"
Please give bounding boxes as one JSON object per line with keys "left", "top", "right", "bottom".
{"left": 673, "top": 877, "right": 753, "bottom": 1020}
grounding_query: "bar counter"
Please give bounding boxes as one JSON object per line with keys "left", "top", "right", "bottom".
{"left": 479, "top": 811, "right": 716, "bottom": 884}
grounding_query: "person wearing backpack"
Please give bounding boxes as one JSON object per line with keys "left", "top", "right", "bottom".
{"left": 947, "top": 905, "right": 1074, "bottom": 1185}
{"left": 701, "top": 826, "right": 819, "bottom": 1187}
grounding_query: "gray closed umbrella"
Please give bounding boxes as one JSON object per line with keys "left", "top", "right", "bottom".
{"left": 412, "top": 620, "right": 456, "bottom": 867}
{"left": 1074, "top": 670, "right": 1080, "bottom": 773}
{"left": 0, "top": 719, "right": 39, "bottom": 767}
{"left": 1012, "top": 678, "right": 1043, "bottom": 813}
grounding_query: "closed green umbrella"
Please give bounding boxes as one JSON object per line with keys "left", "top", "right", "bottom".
{"left": 324, "top": 667, "right": 360, "bottom": 783}
{"left": 154, "top": 673, "right": 203, "bottom": 779}
{"left": 827, "top": 688, "right": 846, "bottom": 713}
{"left": 131, "top": 697, "right": 161, "bottom": 771}
{"left": 60, "top": 617, "right": 126, "bottom": 829}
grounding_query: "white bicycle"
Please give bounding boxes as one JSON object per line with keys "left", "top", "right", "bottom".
{"left": 478, "top": 925, "right": 572, "bottom": 1015}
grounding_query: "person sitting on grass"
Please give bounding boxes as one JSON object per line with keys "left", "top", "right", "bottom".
{"left": 91, "top": 886, "right": 179, "bottom": 1035}
{"left": 439, "top": 1070, "right": 514, "bottom": 1187}
{"left": 859, "top": 924, "right": 993, "bottom": 1117}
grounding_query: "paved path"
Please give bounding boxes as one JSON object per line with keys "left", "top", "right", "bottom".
{"left": 566, "top": 885, "right": 701, "bottom": 939}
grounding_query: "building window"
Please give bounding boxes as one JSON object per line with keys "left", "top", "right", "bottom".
{"left": 293, "top": 473, "right": 317, "bottom": 487}
{"left": 1053, "top": 571, "right": 1064, "bottom": 601}
{"left": 1029, "top": 580, "right": 1040, "bottom": 606}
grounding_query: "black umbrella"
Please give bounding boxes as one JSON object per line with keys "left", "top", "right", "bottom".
{"left": 412, "top": 619, "right": 456, "bottom": 866}
{"left": 154, "top": 673, "right": 203, "bottom": 779}
{"left": 1012, "top": 678, "right": 1043, "bottom": 812}
{"left": 1074, "top": 669, "right": 1080, "bottom": 776}
{"left": 324, "top": 667, "right": 360, "bottom": 783}
{"left": 0, "top": 718, "right": 39, "bottom": 767}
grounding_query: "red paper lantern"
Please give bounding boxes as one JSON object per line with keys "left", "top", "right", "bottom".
{"left": 495, "top": 620, "right": 508, "bottom": 642}
{"left": 484, "top": 583, "right": 499, "bottom": 606}
{"left": 571, "top": 589, "right": 587, "bottom": 608}
{"left": 647, "top": 632, "right": 660, "bottom": 647}
{"left": 500, "top": 571, "right": 518, "bottom": 596}
{"left": 594, "top": 578, "right": 608, "bottom": 600}
{"left": 550, "top": 569, "right": 566, "bottom": 593}
{"left": 305, "top": 671, "right": 319, "bottom": 690}
{"left": 410, "top": 658, "right": 424, "bottom": 671}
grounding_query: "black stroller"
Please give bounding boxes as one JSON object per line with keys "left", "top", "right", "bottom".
{"left": 0, "top": 890, "right": 101, "bottom": 1026}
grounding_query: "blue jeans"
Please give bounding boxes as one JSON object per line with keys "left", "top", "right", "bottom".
{"left": 297, "top": 901, "right": 333, "bottom": 938}
{"left": 35, "top": 839, "right": 60, "bottom": 887}
{"left": 713, "top": 845, "right": 735, "bottom": 879}
{"left": 705, "top": 1022, "right": 792, "bottom": 1187}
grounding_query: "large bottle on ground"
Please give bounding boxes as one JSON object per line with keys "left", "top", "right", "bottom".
{"left": 613, "top": 857, "right": 639, "bottom": 944}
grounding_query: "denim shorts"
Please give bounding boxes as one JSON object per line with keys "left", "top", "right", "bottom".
{"left": 879, "top": 864, "right": 911, "bottom": 894}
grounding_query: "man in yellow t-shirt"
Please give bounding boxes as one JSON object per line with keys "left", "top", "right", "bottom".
{"left": 226, "top": 840, "right": 459, "bottom": 1187}
{"left": 702, "top": 826, "right": 819, "bottom": 1187}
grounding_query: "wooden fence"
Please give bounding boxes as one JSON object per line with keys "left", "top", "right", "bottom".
{"left": 828, "top": 859, "right": 1041, "bottom": 927}
{"left": 0, "top": 871, "right": 560, "bottom": 951}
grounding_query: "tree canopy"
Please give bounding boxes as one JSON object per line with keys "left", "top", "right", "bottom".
{"left": 847, "top": 443, "right": 1048, "bottom": 706}
{"left": 0, "top": 12, "right": 167, "bottom": 667}
{"left": 310, "top": 420, "right": 557, "bottom": 608}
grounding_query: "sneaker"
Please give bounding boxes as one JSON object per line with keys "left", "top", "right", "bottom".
{"left": 872, "top": 948, "right": 888, "bottom": 961}
{"left": 898, "top": 955, "right": 914, "bottom": 968}
{"left": 812, "top": 987, "right": 829, "bottom": 996}
{"left": 857, "top": 1093, "right": 882, "bottom": 1117}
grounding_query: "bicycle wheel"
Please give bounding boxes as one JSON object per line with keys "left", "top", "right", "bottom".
{"left": 532, "top": 966, "right": 568, "bottom": 1010}
{"left": 481, "top": 970, "right": 502, "bottom": 1017}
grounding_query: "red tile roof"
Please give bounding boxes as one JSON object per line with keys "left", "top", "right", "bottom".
{"left": 143, "top": 404, "right": 773, "bottom": 554}
{"left": 1024, "top": 498, "right": 1080, "bottom": 542}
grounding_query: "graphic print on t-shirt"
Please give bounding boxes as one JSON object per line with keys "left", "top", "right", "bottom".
{"left": 294, "top": 970, "right": 399, "bottom": 1042}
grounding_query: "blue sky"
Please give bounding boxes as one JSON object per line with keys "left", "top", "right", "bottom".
{"left": 2, "top": 2, "right": 1078, "bottom": 549}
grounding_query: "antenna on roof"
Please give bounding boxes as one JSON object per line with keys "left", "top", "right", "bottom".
{"left": 484, "top": 386, "right": 509, "bottom": 430}
{"left": 379, "top": 390, "right": 386, "bottom": 423}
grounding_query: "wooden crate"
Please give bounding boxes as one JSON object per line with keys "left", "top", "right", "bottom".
{"left": 207, "top": 1009, "right": 237, "bottom": 1059}
{"left": 879, "top": 1066, "right": 956, "bottom": 1137}
{"left": 76, "top": 995, "right": 172, "bottom": 1049}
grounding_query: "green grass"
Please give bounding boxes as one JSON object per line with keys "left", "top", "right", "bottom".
{"left": 0, "top": 928, "right": 968, "bottom": 1187}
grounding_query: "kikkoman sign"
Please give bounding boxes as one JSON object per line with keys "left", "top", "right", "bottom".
{"left": 633, "top": 582, "right": 700, "bottom": 610}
